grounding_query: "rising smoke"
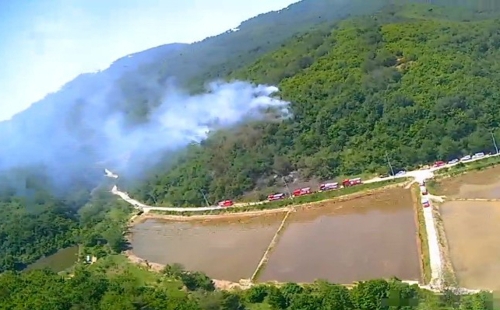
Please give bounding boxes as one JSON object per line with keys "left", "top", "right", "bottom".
{"left": 0, "top": 78, "right": 290, "bottom": 194}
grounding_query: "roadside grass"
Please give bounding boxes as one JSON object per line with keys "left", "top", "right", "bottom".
{"left": 149, "top": 178, "right": 409, "bottom": 216}
{"left": 412, "top": 184, "right": 431, "bottom": 284}
{"left": 246, "top": 303, "right": 272, "bottom": 310}
{"left": 425, "top": 179, "right": 441, "bottom": 195}
{"left": 88, "top": 255, "right": 185, "bottom": 295}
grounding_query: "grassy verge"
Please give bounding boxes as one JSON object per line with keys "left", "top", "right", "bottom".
{"left": 150, "top": 178, "right": 409, "bottom": 216}
{"left": 411, "top": 184, "right": 431, "bottom": 284}
{"left": 425, "top": 179, "right": 440, "bottom": 195}
{"left": 88, "top": 255, "right": 185, "bottom": 294}
{"left": 435, "top": 155, "right": 500, "bottom": 177}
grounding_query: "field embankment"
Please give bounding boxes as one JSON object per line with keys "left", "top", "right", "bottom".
{"left": 411, "top": 184, "right": 430, "bottom": 284}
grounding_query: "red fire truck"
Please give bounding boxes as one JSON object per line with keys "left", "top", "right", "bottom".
{"left": 319, "top": 182, "right": 339, "bottom": 192}
{"left": 342, "top": 178, "right": 362, "bottom": 187}
{"left": 267, "top": 193, "right": 286, "bottom": 201}
{"left": 292, "top": 187, "right": 312, "bottom": 197}
{"left": 433, "top": 161, "right": 445, "bottom": 168}
{"left": 218, "top": 200, "right": 234, "bottom": 207}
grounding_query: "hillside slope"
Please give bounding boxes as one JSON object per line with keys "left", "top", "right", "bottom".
{"left": 131, "top": 3, "right": 500, "bottom": 206}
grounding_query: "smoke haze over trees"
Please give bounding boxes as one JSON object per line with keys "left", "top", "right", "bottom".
{"left": 1, "top": 0, "right": 500, "bottom": 294}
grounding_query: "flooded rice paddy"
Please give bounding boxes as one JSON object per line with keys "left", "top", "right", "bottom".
{"left": 441, "top": 201, "right": 500, "bottom": 291}
{"left": 438, "top": 166, "right": 500, "bottom": 290}
{"left": 435, "top": 165, "right": 500, "bottom": 198}
{"left": 130, "top": 215, "right": 284, "bottom": 281}
{"left": 259, "top": 188, "right": 420, "bottom": 283}
{"left": 25, "top": 246, "right": 79, "bottom": 272}
{"left": 130, "top": 187, "right": 421, "bottom": 283}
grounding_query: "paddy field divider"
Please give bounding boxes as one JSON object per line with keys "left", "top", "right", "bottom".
{"left": 250, "top": 208, "right": 293, "bottom": 282}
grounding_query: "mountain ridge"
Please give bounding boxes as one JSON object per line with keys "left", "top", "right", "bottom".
{"left": 1, "top": 0, "right": 499, "bottom": 201}
{"left": 129, "top": 2, "right": 500, "bottom": 206}
{"left": 0, "top": 0, "right": 394, "bottom": 195}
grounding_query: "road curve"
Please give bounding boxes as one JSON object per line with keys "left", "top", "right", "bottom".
{"left": 109, "top": 153, "right": 499, "bottom": 213}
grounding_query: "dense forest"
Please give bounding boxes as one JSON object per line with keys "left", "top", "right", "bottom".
{"left": 129, "top": 3, "right": 500, "bottom": 206}
{"left": 0, "top": 267, "right": 493, "bottom": 310}
{"left": 2, "top": 1, "right": 500, "bottom": 308}
{"left": 0, "top": 174, "right": 132, "bottom": 272}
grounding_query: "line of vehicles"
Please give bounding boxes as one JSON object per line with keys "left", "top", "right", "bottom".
{"left": 218, "top": 177, "right": 363, "bottom": 207}
{"left": 217, "top": 152, "right": 488, "bottom": 208}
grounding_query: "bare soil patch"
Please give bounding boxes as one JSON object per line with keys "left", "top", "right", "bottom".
{"left": 440, "top": 201, "right": 500, "bottom": 291}
{"left": 434, "top": 166, "right": 500, "bottom": 198}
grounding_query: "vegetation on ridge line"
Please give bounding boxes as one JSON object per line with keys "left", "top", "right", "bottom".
{"left": 130, "top": 3, "right": 500, "bottom": 207}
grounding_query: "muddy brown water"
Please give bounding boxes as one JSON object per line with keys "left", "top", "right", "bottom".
{"left": 25, "top": 246, "right": 79, "bottom": 272}
{"left": 130, "top": 214, "right": 285, "bottom": 281}
{"left": 259, "top": 188, "right": 420, "bottom": 283}
{"left": 130, "top": 188, "right": 421, "bottom": 283}
{"left": 436, "top": 166, "right": 500, "bottom": 198}
{"left": 441, "top": 201, "right": 500, "bottom": 291}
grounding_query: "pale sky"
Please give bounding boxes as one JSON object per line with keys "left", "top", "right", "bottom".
{"left": 0, "top": 0, "right": 299, "bottom": 121}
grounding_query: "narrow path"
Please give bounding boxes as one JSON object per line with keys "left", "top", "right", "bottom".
{"left": 421, "top": 202, "right": 444, "bottom": 288}
{"left": 111, "top": 185, "right": 225, "bottom": 212}
{"left": 250, "top": 209, "right": 293, "bottom": 282}
{"left": 446, "top": 198, "right": 500, "bottom": 202}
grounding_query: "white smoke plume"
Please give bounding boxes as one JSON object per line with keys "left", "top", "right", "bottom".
{"left": 104, "top": 81, "right": 290, "bottom": 164}
{"left": 0, "top": 78, "right": 291, "bottom": 192}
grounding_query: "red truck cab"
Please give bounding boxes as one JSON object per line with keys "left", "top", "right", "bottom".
{"left": 218, "top": 200, "right": 234, "bottom": 207}
{"left": 342, "top": 178, "right": 362, "bottom": 187}
{"left": 292, "top": 187, "right": 312, "bottom": 197}
{"left": 433, "top": 161, "right": 445, "bottom": 168}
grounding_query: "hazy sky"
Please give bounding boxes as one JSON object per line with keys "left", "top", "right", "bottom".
{"left": 0, "top": 0, "right": 299, "bottom": 121}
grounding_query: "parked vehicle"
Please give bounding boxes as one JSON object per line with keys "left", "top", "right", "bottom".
{"left": 319, "top": 182, "right": 339, "bottom": 191}
{"left": 292, "top": 187, "right": 313, "bottom": 197}
{"left": 460, "top": 155, "right": 472, "bottom": 162}
{"left": 218, "top": 200, "right": 234, "bottom": 207}
{"left": 342, "top": 178, "right": 362, "bottom": 187}
{"left": 433, "top": 161, "right": 445, "bottom": 168}
{"left": 267, "top": 193, "right": 286, "bottom": 201}
{"left": 395, "top": 170, "right": 406, "bottom": 176}
{"left": 420, "top": 185, "right": 428, "bottom": 195}
{"left": 472, "top": 152, "right": 485, "bottom": 159}
{"left": 447, "top": 159, "right": 459, "bottom": 165}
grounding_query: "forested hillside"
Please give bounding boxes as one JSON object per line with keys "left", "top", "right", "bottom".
{"left": 0, "top": 0, "right": 395, "bottom": 199}
{"left": 0, "top": 173, "right": 132, "bottom": 272}
{"left": 115, "top": 0, "right": 393, "bottom": 122}
{"left": 131, "top": 3, "right": 500, "bottom": 206}
{"left": 1, "top": 0, "right": 500, "bottom": 276}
